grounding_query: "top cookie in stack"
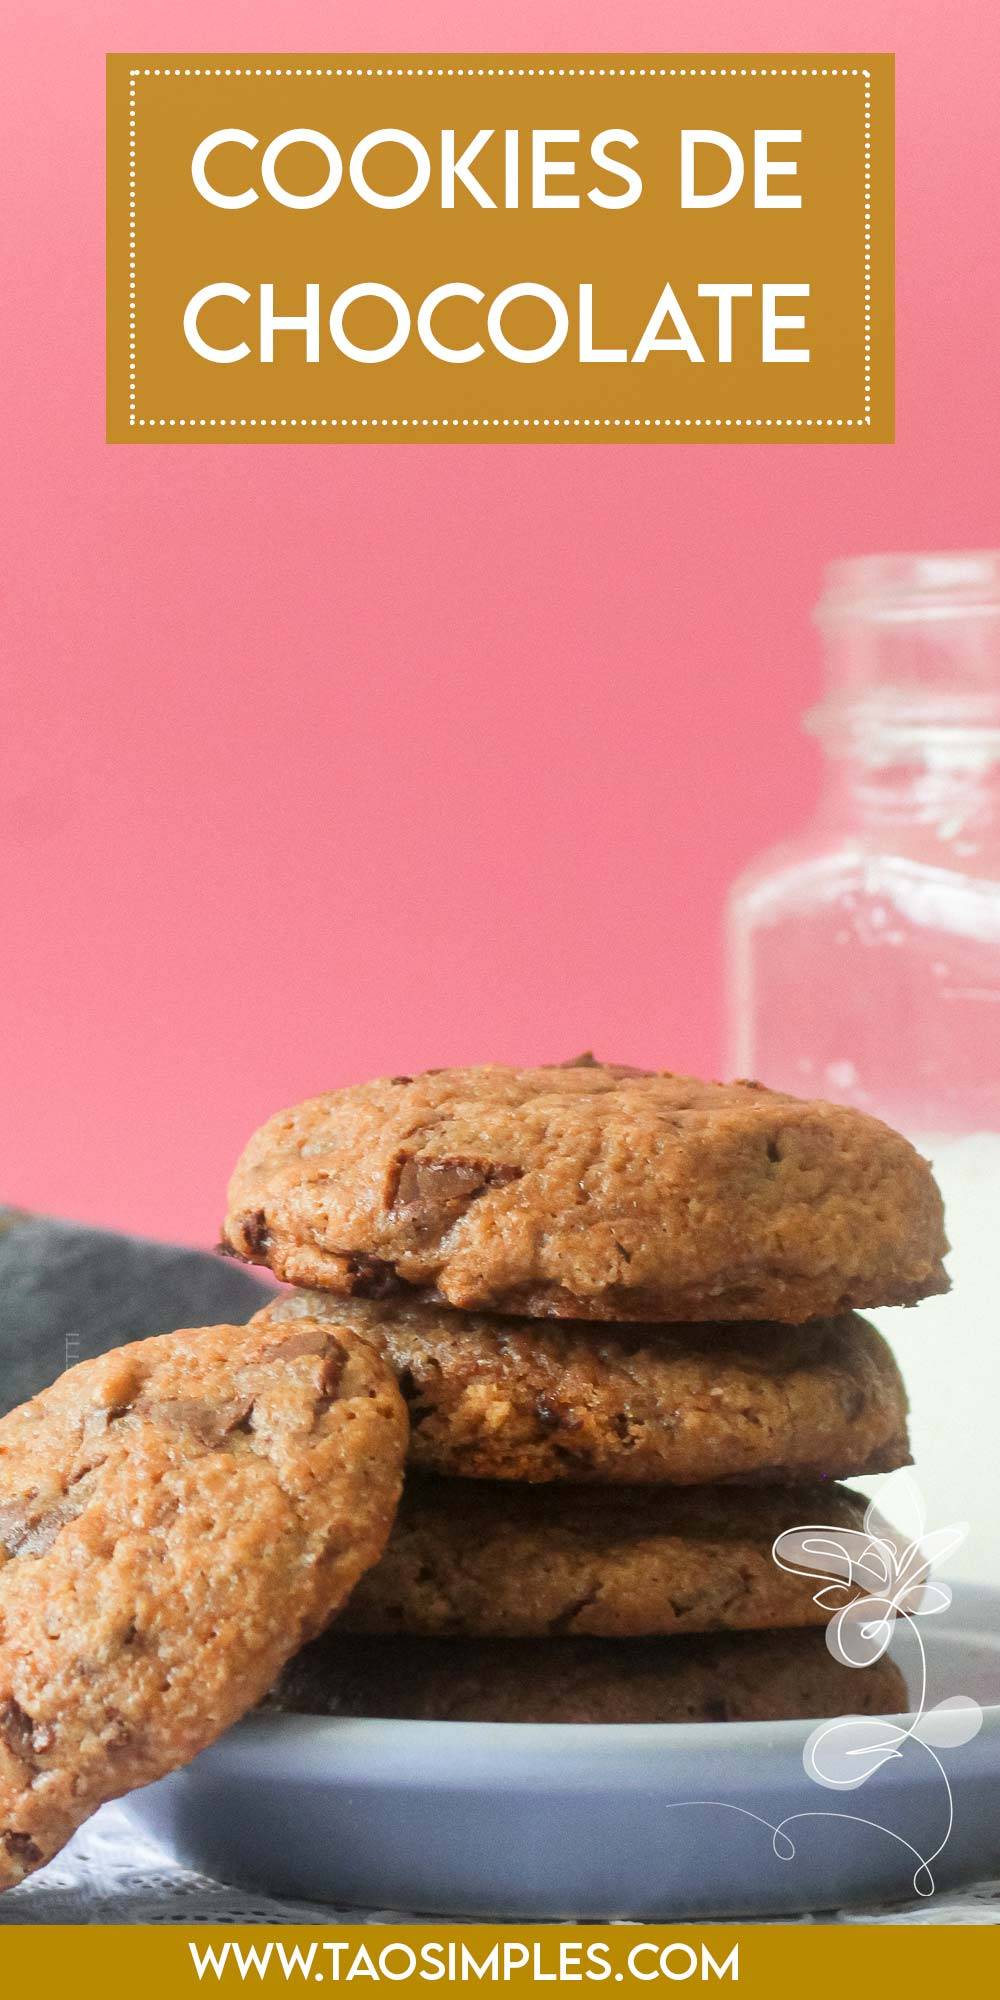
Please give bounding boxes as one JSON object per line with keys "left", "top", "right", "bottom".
{"left": 224, "top": 1057, "right": 947, "bottom": 1324}
{"left": 225, "top": 1058, "right": 947, "bottom": 1722}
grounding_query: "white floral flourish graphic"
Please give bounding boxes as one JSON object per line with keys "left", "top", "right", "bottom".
{"left": 655, "top": 1474, "right": 981, "bottom": 1900}
{"left": 768, "top": 1470, "right": 984, "bottom": 1895}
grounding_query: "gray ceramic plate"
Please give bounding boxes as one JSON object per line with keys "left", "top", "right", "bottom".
{"left": 124, "top": 1584, "right": 1000, "bottom": 1920}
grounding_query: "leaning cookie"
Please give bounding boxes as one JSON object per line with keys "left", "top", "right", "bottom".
{"left": 224, "top": 1059, "right": 948, "bottom": 1322}
{"left": 340, "top": 1477, "right": 873, "bottom": 1638}
{"left": 253, "top": 1292, "right": 910, "bottom": 1485}
{"left": 0, "top": 1319, "right": 407, "bottom": 1890}
{"left": 265, "top": 1629, "right": 909, "bottom": 1725}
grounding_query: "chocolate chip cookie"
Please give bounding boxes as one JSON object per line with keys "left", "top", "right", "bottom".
{"left": 253, "top": 1292, "right": 909, "bottom": 1484}
{"left": 340, "top": 1477, "right": 870, "bottom": 1638}
{"left": 266, "top": 1628, "right": 908, "bottom": 1725}
{"left": 0, "top": 1319, "right": 407, "bottom": 1890}
{"left": 223, "top": 1060, "right": 948, "bottom": 1322}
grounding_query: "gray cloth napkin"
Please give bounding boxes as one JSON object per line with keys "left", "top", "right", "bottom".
{"left": 0, "top": 1209, "right": 274, "bottom": 1413}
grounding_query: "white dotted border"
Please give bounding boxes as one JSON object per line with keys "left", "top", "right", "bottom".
{"left": 132, "top": 416, "right": 868, "bottom": 428}
{"left": 125, "top": 63, "right": 876, "bottom": 433}
{"left": 129, "top": 64, "right": 868, "bottom": 78}
{"left": 128, "top": 70, "right": 136, "bottom": 423}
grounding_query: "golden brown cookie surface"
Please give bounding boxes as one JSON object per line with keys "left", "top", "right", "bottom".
{"left": 341, "top": 1477, "right": 872, "bottom": 1638}
{"left": 266, "top": 1628, "right": 908, "bottom": 1725}
{"left": 0, "top": 1319, "right": 407, "bottom": 1890}
{"left": 224, "top": 1060, "right": 948, "bottom": 1322}
{"left": 254, "top": 1292, "right": 910, "bottom": 1485}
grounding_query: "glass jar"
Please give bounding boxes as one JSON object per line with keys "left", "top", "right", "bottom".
{"left": 727, "top": 550, "right": 1000, "bottom": 1583}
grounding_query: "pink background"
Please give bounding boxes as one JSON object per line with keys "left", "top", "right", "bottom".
{"left": 3, "top": 1, "right": 998, "bottom": 1247}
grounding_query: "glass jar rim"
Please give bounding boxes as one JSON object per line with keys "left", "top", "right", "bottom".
{"left": 815, "top": 549, "right": 1000, "bottom": 626}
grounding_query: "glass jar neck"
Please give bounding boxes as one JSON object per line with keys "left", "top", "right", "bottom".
{"left": 809, "top": 553, "right": 1000, "bottom": 833}
{"left": 814, "top": 725, "right": 1000, "bottom": 833}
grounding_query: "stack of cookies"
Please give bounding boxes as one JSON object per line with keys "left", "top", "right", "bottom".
{"left": 223, "top": 1058, "right": 949, "bottom": 1725}
{"left": 0, "top": 1057, "right": 950, "bottom": 1893}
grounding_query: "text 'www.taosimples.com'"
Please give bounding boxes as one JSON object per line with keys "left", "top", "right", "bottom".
{"left": 186, "top": 1939, "right": 739, "bottom": 1985}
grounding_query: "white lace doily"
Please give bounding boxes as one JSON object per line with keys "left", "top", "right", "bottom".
{"left": 1, "top": 1802, "right": 998, "bottom": 1926}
